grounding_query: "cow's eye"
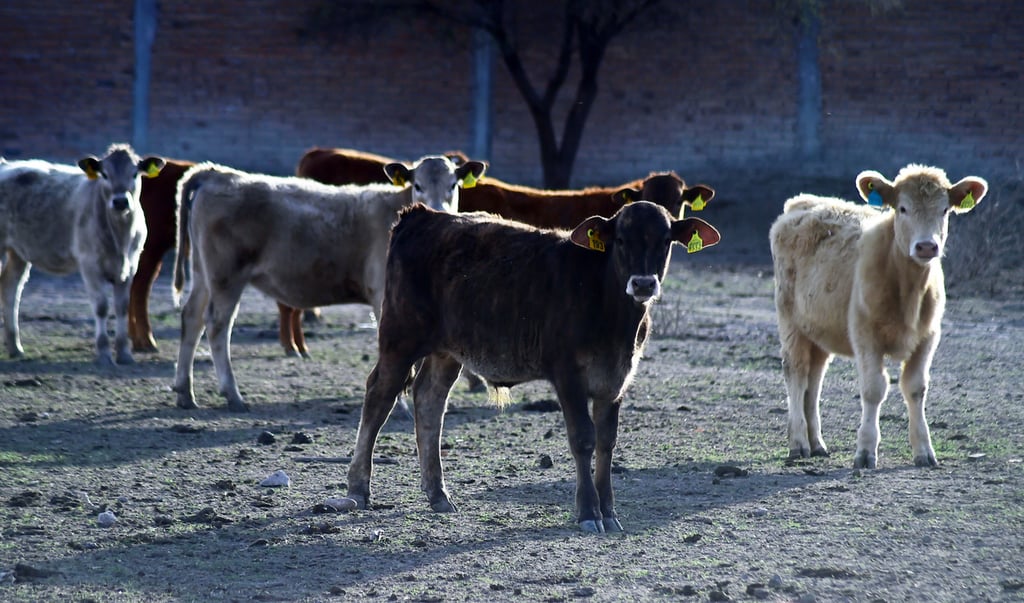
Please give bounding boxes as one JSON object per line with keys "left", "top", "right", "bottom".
{"left": 898, "top": 205, "right": 907, "bottom": 214}
{"left": 413, "top": 183, "right": 423, "bottom": 193}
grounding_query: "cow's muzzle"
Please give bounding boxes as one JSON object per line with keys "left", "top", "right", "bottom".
{"left": 626, "top": 275, "right": 660, "bottom": 303}
{"left": 111, "top": 195, "right": 130, "bottom": 213}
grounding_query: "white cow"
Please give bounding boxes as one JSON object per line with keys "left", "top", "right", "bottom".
{"left": 769, "top": 164, "right": 988, "bottom": 468}
{"left": 0, "top": 145, "right": 164, "bottom": 364}
{"left": 171, "top": 155, "right": 486, "bottom": 412}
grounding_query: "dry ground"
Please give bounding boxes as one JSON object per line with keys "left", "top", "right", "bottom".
{"left": 1, "top": 243, "right": 1022, "bottom": 602}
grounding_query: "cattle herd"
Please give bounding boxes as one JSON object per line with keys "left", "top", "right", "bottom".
{"left": 0, "top": 143, "right": 988, "bottom": 532}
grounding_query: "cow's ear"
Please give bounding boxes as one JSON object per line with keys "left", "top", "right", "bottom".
{"left": 78, "top": 157, "right": 102, "bottom": 180}
{"left": 948, "top": 176, "right": 988, "bottom": 214}
{"left": 570, "top": 215, "right": 613, "bottom": 252}
{"left": 856, "top": 170, "right": 896, "bottom": 209}
{"left": 612, "top": 187, "right": 641, "bottom": 206}
{"left": 456, "top": 160, "right": 487, "bottom": 188}
{"left": 672, "top": 217, "right": 720, "bottom": 254}
{"left": 384, "top": 162, "right": 411, "bottom": 187}
{"left": 682, "top": 184, "right": 715, "bottom": 212}
{"left": 138, "top": 156, "right": 165, "bottom": 178}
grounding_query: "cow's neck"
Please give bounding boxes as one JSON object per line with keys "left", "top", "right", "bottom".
{"left": 94, "top": 192, "right": 133, "bottom": 256}
{"left": 602, "top": 263, "right": 652, "bottom": 355}
{"left": 885, "top": 233, "right": 939, "bottom": 330}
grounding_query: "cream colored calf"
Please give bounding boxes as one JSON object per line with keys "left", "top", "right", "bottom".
{"left": 769, "top": 164, "right": 988, "bottom": 468}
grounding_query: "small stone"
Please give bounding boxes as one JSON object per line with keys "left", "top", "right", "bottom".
{"left": 750, "top": 508, "right": 768, "bottom": 517}
{"left": 768, "top": 575, "right": 784, "bottom": 589}
{"left": 796, "top": 594, "right": 817, "bottom": 603}
{"left": 97, "top": 510, "right": 117, "bottom": 527}
{"left": 572, "top": 586, "right": 596, "bottom": 597}
{"left": 317, "top": 497, "right": 358, "bottom": 513}
{"left": 709, "top": 590, "right": 731, "bottom": 601}
{"left": 713, "top": 465, "right": 748, "bottom": 478}
{"left": 291, "top": 432, "right": 314, "bottom": 444}
{"left": 538, "top": 454, "right": 553, "bottom": 469}
{"left": 154, "top": 514, "right": 174, "bottom": 526}
{"left": 256, "top": 431, "right": 276, "bottom": 445}
{"left": 260, "top": 470, "right": 290, "bottom": 487}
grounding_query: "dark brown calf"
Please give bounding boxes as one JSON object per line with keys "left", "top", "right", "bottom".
{"left": 459, "top": 171, "right": 714, "bottom": 229}
{"left": 346, "top": 202, "right": 720, "bottom": 532}
{"left": 129, "top": 158, "right": 194, "bottom": 352}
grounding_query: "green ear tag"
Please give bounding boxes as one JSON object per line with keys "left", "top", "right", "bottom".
{"left": 462, "top": 171, "right": 477, "bottom": 189}
{"left": 687, "top": 231, "right": 704, "bottom": 254}
{"left": 146, "top": 163, "right": 160, "bottom": 178}
{"left": 960, "top": 190, "right": 975, "bottom": 210}
{"left": 691, "top": 194, "right": 705, "bottom": 211}
{"left": 587, "top": 228, "right": 606, "bottom": 252}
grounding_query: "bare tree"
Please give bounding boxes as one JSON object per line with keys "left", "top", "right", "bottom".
{"left": 301, "top": 0, "right": 660, "bottom": 188}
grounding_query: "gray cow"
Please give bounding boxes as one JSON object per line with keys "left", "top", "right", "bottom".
{"left": 0, "top": 144, "right": 164, "bottom": 364}
{"left": 172, "top": 155, "right": 487, "bottom": 412}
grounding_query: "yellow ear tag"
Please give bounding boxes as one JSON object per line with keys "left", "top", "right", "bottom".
{"left": 462, "top": 171, "right": 477, "bottom": 189}
{"left": 623, "top": 191, "right": 634, "bottom": 204}
{"left": 691, "top": 194, "right": 706, "bottom": 211}
{"left": 687, "top": 231, "right": 704, "bottom": 254}
{"left": 145, "top": 163, "right": 160, "bottom": 178}
{"left": 85, "top": 165, "right": 99, "bottom": 180}
{"left": 392, "top": 174, "right": 406, "bottom": 187}
{"left": 959, "top": 191, "right": 975, "bottom": 210}
{"left": 586, "top": 228, "right": 606, "bottom": 252}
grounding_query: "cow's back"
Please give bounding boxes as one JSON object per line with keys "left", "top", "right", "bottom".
{"left": 384, "top": 207, "right": 608, "bottom": 384}
{"left": 769, "top": 195, "right": 879, "bottom": 355}
{"left": 186, "top": 166, "right": 403, "bottom": 307}
{"left": 0, "top": 161, "right": 85, "bottom": 272}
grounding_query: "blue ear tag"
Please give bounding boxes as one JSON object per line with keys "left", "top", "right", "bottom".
{"left": 867, "top": 190, "right": 884, "bottom": 208}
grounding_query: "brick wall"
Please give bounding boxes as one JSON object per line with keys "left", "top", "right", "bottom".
{"left": 1, "top": 0, "right": 1020, "bottom": 193}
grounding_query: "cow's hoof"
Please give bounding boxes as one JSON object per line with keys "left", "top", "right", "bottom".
{"left": 299, "top": 351, "right": 311, "bottom": 360}
{"left": 853, "top": 451, "right": 877, "bottom": 469}
{"left": 346, "top": 494, "right": 369, "bottom": 510}
{"left": 226, "top": 399, "right": 250, "bottom": 413}
{"left": 132, "top": 339, "right": 158, "bottom": 353}
{"left": 97, "top": 354, "right": 115, "bottom": 367}
{"left": 430, "top": 498, "right": 458, "bottom": 513}
{"left": 788, "top": 447, "right": 810, "bottom": 460}
{"left": 116, "top": 353, "right": 135, "bottom": 365}
{"left": 283, "top": 348, "right": 301, "bottom": 358}
{"left": 914, "top": 452, "right": 938, "bottom": 467}
{"left": 176, "top": 393, "right": 199, "bottom": 410}
{"left": 810, "top": 446, "right": 830, "bottom": 458}
{"left": 579, "top": 519, "right": 605, "bottom": 534}
{"left": 602, "top": 517, "right": 623, "bottom": 532}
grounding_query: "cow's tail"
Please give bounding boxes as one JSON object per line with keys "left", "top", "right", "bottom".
{"left": 172, "top": 168, "right": 209, "bottom": 307}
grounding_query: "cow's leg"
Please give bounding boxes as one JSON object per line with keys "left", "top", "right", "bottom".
{"left": 900, "top": 333, "right": 939, "bottom": 467}
{"left": 111, "top": 278, "right": 134, "bottom": 365}
{"left": 0, "top": 253, "right": 30, "bottom": 358}
{"left": 276, "top": 302, "right": 300, "bottom": 357}
{"left": 592, "top": 397, "right": 623, "bottom": 532}
{"left": 206, "top": 283, "right": 247, "bottom": 412}
{"left": 347, "top": 351, "right": 417, "bottom": 509}
{"left": 129, "top": 251, "right": 162, "bottom": 352}
{"left": 292, "top": 307, "right": 310, "bottom": 358}
{"left": 781, "top": 328, "right": 823, "bottom": 459}
{"left": 172, "top": 280, "right": 209, "bottom": 409}
{"left": 804, "top": 344, "right": 832, "bottom": 457}
{"left": 552, "top": 371, "right": 602, "bottom": 533}
{"left": 854, "top": 347, "right": 889, "bottom": 469}
{"left": 412, "top": 353, "right": 462, "bottom": 512}
{"left": 80, "top": 269, "right": 114, "bottom": 366}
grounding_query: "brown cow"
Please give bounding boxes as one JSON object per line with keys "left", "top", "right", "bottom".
{"left": 458, "top": 171, "right": 714, "bottom": 230}
{"left": 344, "top": 202, "right": 721, "bottom": 532}
{"left": 129, "top": 158, "right": 194, "bottom": 352}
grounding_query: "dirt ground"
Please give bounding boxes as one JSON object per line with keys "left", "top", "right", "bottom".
{"left": 1, "top": 207, "right": 1023, "bottom": 602}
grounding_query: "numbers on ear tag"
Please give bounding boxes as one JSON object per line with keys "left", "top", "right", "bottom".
{"left": 587, "top": 228, "right": 606, "bottom": 252}
{"left": 867, "top": 190, "right": 884, "bottom": 208}
{"left": 691, "top": 194, "right": 706, "bottom": 211}
{"left": 687, "top": 231, "right": 704, "bottom": 254}
{"left": 959, "top": 191, "right": 976, "bottom": 210}
{"left": 462, "top": 172, "right": 478, "bottom": 188}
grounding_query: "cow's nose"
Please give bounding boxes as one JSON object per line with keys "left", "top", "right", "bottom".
{"left": 914, "top": 240, "right": 939, "bottom": 260}
{"left": 627, "top": 275, "right": 659, "bottom": 301}
{"left": 111, "top": 196, "right": 129, "bottom": 212}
